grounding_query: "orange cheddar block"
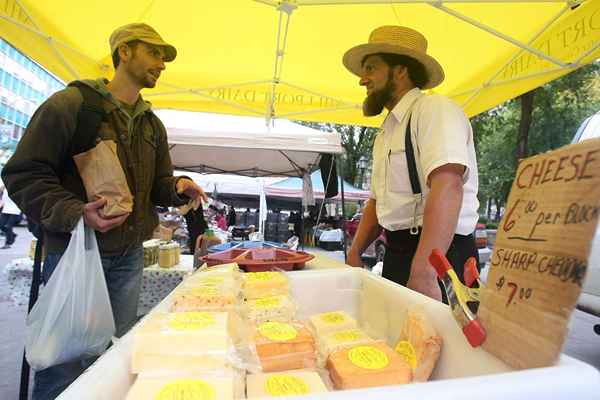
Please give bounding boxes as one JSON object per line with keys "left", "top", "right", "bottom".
{"left": 327, "top": 341, "right": 412, "bottom": 390}
{"left": 253, "top": 321, "right": 317, "bottom": 372}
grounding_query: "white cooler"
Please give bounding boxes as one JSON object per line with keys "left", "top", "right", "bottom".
{"left": 57, "top": 268, "right": 600, "bottom": 399}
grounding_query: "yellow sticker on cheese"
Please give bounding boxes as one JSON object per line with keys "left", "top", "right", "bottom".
{"left": 168, "top": 312, "right": 216, "bottom": 331}
{"left": 320, "top": 312, "right": 345, "bottom": 324}
{"left": 155, "top": 378, "right": 215, "bottom": 400}
{"left": 259, "top": 322, "right": 297, "bottom": 341}
{"left": 254, "top": 296, "right": 282, "bottom": 309}
{"left": 395, "top": 340, "right": 418, "bottom": 369}
{"left": 332, "top": 329, "right": 362, "bottom": 343}
{"left": 348, "top": 346, "right": 389, "bottom": 370}
{"left": 265, "top": 375, "right": 310, "bottom": 396}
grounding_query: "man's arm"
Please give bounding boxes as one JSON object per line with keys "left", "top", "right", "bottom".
{"left": 407, "top": 163, "right": 464, "bottom": 300}
{"left": 150, "top": 118, "right": 206, "bottom": 206}
{"left": 347, "top": 198, "right": 382, "bottom": 267}
{"left": 1, "top": 93, "right": 86, "bottom": 233}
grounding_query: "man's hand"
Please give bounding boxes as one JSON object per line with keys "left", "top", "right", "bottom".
{"left": 83, "top": 198, "right": 129, "bottom": 233}
{"left": 406, "top": 271, "right": 442, "bottom": 301}
{"left": 176, "top": 178, "right": 208, "bottom": 204}
{"left": 347, "top": 248, "right": 364, "bottom": 268}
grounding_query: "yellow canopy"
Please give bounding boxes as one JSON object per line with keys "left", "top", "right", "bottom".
{"left": 1, "top": 0, "right": 598, "bottom": 127}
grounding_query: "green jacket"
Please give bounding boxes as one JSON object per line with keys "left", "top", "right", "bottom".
{"left": 1, "top": 78, "right": 188, "bottom": 255}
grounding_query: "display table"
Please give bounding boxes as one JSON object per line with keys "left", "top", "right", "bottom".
{"left": 2, "top": 255, "right": 194, "bottom": 314}
{"left": 57, "top": 268, "right": 600, "bottom": 400}
{"left": 137, "top": 255, "right": 193, "bottom": 315}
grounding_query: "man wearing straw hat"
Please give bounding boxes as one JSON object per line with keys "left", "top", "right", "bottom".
{"left": 345, "top": 26, "right": 479, "bottom": 301}
{"left": 2, "top": 23, "right": 207, "bottom": 399}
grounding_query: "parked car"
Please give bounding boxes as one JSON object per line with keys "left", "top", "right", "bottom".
{"left": 572, "top": 111, "right": 600, "bottom": 334}
{"left": 475, "top": 223, "right": 492, "bottom": 269}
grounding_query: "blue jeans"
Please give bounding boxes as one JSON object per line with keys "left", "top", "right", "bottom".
{"left": 32, "top": 246, "right": 143, "bottom": 400}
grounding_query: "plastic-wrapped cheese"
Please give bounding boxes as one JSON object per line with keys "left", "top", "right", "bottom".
{"left": 318, "top": 328, "right": 375, "bottom": 358}
{"left": 395, "top": 310, "right": 443, "bottom": 382}
{"left": 131, "top": 311, "right": 232, "bottom": 373}
{"left": 327, "top": 341, "right": 412, "bottom": 390}
{"left": 126, "top": 373, "right": 235, "bottom": 399}
{"left": 243, "top": 271, "right": 289, "bottom": 300}
{"left": 253, "top": 321, "right": 317, "bottom": 372}
{"left": 244, "top": 295, "right": 296, "bottom": 324}
{"left": 308, "top": 310, "right": 357, "bottom": 337}
{"left": 171, "top": 285, "right": 240, "bottom": 313}
{"left": 246, "top": 370, "right": 328, "bottom": 399}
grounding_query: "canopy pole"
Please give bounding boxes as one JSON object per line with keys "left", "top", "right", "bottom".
{"left": 459, "top": 3, "right": 571, "bottom": 109}
{"left": 433, "top": 3, "right": 568, "bottom": 68}
{"left": 14, "top": 0, "right": 81, "bottom": 80}
{"left": 337, "top": 154, "right": 348, "bottom": 263}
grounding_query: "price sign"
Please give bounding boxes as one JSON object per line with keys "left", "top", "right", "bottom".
{"left": 478, "top": 138, "right": 600, "bottom": 369}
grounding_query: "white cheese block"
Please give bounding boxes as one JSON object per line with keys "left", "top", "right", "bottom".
{"left": 246, "top": 370, "right": 328, "bottom": 399}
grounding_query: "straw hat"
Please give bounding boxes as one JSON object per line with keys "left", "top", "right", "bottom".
{"left": 343, "top": 26, "right": 444, "bottom": 89}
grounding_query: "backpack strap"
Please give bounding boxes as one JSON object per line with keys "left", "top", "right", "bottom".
{"left": 67, "top": 81, "right": 108, "bottom": 156}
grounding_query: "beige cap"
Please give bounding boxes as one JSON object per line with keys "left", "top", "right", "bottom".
{"left": 109, "top": 23, "right": 177, "bottom": 62}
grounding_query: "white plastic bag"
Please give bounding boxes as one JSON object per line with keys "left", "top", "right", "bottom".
{"left": 25, "top": 217, "right": 115, "bottom": 370}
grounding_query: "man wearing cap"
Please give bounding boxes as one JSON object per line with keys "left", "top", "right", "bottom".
{"left": 345, "top": 26, "right": 479, "bottom": 301}
{"left": 2, "top": 23, "right": 207, "bottom": 399}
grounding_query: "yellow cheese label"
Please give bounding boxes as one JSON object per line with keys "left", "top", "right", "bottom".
{"left": 191, "top": 287, "right": 219, "bottom": 297}
{"left": 254, "top": 296, "right": 281, "bottom": 309}
{"left": 246, "top": 272, "right": 281, "bottom": 282}
{"left": 348, "top": 346, "right": 389, "bottom": 370}
{"left": 395, "top": 340, "right": 418, "bottom": 369}
{"left": 168, "top": 312, "right": 216, "bottom": 331}
{"left": 332, "top": 329, "right": 362, "bottom": 344}
{"left": 259, "top": 322, "right": 297, "bottom": 341}
{"left": 320, "top": 312, "right": 346, "bottom": 324}
{"left": 198, "top": 276, "right": 225, "bottom": 286}
{"left": 155, "top": 378, "right": 215, "bottom": 400}
{"left": 265, "top": 375, "right": 310, "bottom": 396}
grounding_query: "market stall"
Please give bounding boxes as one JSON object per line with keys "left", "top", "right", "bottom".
{"left": 56, "top": 268, "right": 600, "bottom": 399}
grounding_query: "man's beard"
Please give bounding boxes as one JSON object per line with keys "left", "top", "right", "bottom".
{"left": 363, "top": 73, "right": 395, "bottom": 117}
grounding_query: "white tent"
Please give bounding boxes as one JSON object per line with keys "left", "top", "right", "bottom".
{"left": 156, "top": 110, "right": 342, "bottom": 178}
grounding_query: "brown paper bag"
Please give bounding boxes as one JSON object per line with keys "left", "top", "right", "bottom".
{"left": 73, "top": 140, "right": 133, "bottom": 217}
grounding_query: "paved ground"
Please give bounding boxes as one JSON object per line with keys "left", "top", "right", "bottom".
{"left": 1, "top": 231, "right": 598, "bottom": 399}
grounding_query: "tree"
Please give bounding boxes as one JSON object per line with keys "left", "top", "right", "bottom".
{"left": 295, "top": 121, "right": 377, "bottom": 186}
{"left": 472, "top": 62, "right": 600, "bottom": 220}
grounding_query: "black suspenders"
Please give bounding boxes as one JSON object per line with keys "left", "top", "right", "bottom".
{"left": 405, "top": 116, "right": 422, "bottom": 196}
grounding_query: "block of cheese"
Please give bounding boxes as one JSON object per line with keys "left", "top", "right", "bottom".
{"left": 126, "top": 374, "right": 234, "bottom": 400}
{"left": 131, "top": 311, "right": 232, "bottom": 373}
{"left": 327, "top": 341, "right": 412, "bottom": 390}
{"left": 246, "top": 370, "right": 328, "bottom": 399}
{"left": 243, "top": 271, "right": 289, "bottom": 300}
{"left": 395, "top": 310, "right": 443, "bottom": 382}
{"left": 318, "top": 328, "right": 375, "bottom": 358}
{"left": 244, "top": 295, "right": 296, "bottom": 324}
{"left": 309, "top": 310, "right": 357, "bottom": 337}
{"left": 183, "top": 264, "right": 242, "bottom": 288}
{"left": 171, "top": 286, "right": 239, "bottom": 312}
{"left": 253, "top": 321, "right": 317, "bottom": 372}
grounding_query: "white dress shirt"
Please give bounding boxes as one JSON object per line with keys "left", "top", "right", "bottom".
{"left": 370, "top": 88, "right": 479, "bottom": 235}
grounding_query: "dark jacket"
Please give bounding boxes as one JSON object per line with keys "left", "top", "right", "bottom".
{"left": 1, "top": 78, "right": 187, "bottom": 255}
